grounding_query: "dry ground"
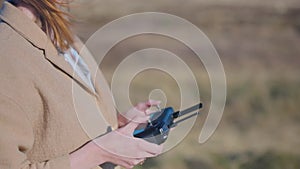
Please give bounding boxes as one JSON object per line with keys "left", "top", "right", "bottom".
{"left": 70, "top": 1, "right": 300, "bottom": 168}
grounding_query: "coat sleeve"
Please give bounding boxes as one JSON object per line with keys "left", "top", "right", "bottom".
{"left": 0, "top": 94, "right": 71, "bottom": 169}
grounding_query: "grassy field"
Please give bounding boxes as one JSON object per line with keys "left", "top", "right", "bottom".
{"left": 71, "top": 0, "right": 300, "bottom": 168}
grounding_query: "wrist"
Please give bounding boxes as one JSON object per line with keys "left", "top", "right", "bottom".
{"left": 70, "top": 141, "right": 107, "bottom": 169}
{"left": 87, "top": 141, "right": 108, "bottom": 165}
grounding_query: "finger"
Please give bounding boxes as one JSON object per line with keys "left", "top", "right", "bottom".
{"left": 145, "top": 109, "right": 160, "bottom": 115}
{"left": 115, "top": 160, "right": 134, "bottom": 169}
{"left": 137, "top": 139, "right": 164, "bottom": 156}
{"left": 136, "top": 100, "right": 161, "bottom": 111}
{"left": 124, "top": 158, "right": 145, "bottom": 166}
{"left": 136, "top": 102, "right": 150, "bottom": 112}
{"left": 144, "top": 145, "right": 163, "bottom": 157}
{"left": 127, "top": 113, "right": 152, "bottom": 127}
{"left": 123, "top": 122, "right": 139, "bottom": 134}
{"left": 132, "top": 158, "right": 146, "bottom": 166}
{"left": 146, "top": 100, "right": 161, "bottom": 107}
{"left": 131, "top": 115, "right": 150, "bottom": 124}
{"left": 115, "top": 157, "right": 144, "bottom": 168}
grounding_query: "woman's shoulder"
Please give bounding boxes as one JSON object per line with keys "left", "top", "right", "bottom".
{"left": 0, "top": 21, "right": 41, "bottom": 57}
{"left": 0, "top": 22, "right": 42, "bottom": 82}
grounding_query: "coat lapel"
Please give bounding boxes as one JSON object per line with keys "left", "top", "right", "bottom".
{"left": 73, "top": 38, "right": 118, "bottom": 129}
{"left": 44, "top": 39, "right": 98, "bottom": 96}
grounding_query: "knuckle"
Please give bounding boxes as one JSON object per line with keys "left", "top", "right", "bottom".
{"left": 125, "top": 164, "right": 134, "bottom": 169}
{"left": 136, "top": 139, "right": 144, "bottom": 149}
{"left": 133, "top": 160, "right": 140, "bottom": 165}
{"left": 151, "top": 144, "right": 163, "bottom": 154}
{"left": 137, "top": 102, "right": 144, "bottom": 107}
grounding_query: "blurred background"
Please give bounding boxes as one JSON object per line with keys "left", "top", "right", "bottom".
{"left": 70, "top": 0, "right": 300, "bottom": 168}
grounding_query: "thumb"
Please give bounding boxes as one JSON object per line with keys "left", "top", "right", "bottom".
{"left": 121, "top": 119, "right": 140, "bottom": 135}
{"left": 136, "top": 100, "right": 161, "bottom": 111}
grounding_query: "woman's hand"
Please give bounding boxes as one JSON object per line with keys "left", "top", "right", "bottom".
{"left": 70, "top": 117, "right": 163, "bottom": 169}
{"left": 94, "top": 119, "right": 163, "bottom": 168}
{"left": 117, "top": 100, "right": 161, "bottom": 128}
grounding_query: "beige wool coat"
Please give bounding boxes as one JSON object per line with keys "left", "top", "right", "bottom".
{"left": 0, "top": 1, "right": 118, "bottom": 169}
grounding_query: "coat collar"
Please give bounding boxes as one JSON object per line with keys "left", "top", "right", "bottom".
{"left": 0, "top": 1, "right": 97, "bottom": 96}
{"left": 0, "top": 1, "right": 48, "bottom": 50}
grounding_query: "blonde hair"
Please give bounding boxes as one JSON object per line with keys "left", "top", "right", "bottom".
{"left": 9, "top": 0, "right": 74, "bottom": 50}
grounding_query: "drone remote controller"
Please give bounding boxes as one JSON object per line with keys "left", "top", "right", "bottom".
{"left": 133, "top": 103, "right": 203, "bottom": 145}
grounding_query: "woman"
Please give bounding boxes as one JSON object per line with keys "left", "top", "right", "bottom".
{"left": 0, "top": 0, "right": 162, "bottom": 169}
